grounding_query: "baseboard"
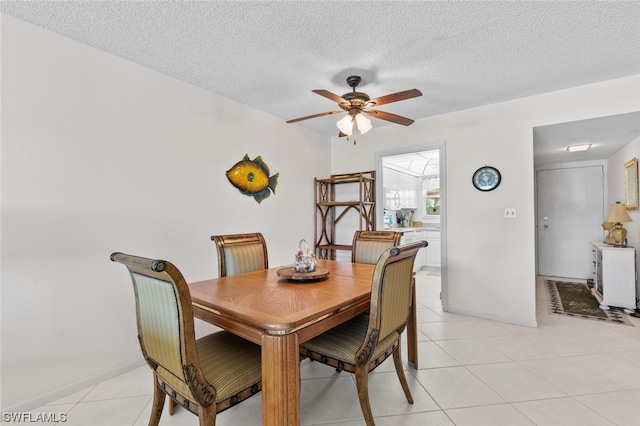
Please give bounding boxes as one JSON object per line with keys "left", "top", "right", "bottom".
{"left": 1, "top": 359, "right": 145, "bottom": 413}
{"left": 445, "top": 306, "right": 539, "bottom": 328}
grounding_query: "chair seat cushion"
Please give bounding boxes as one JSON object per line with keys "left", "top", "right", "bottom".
{"left": 196, "top": 331, "right": 262, "bottom": 403}
{"left": 300, "top": 315, "right": 399, "bottom": 365}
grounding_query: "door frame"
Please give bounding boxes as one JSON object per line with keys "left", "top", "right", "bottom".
{"left": 375, "top": 142, "right": 448, "bottom": 311}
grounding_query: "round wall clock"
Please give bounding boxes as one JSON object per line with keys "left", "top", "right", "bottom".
{"left": 472, "top": 166, "right": 501, "bottom": 191}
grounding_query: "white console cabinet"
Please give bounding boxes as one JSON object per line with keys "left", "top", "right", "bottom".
{"left": 591, "top": 242, "right": 637, "bottom": 311}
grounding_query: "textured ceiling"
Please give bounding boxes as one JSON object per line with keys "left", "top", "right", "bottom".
{"left": 2, "top": 1, "right": 639, "bottom": 160}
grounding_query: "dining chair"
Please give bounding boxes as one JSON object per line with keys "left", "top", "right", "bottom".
{"left": 110, "top": 252, "right": 262, "bottom": 426}
{"left": 300, "top": 240, "right": 428, "bottom": 426}
{"left": 351, "top": 230, "right": 403, "bottom": 264}
{"left": 211, "top": 232, "right": 268, "bottom": 277}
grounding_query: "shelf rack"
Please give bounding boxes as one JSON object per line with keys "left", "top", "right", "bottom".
{"left": 314, "top": 171, "right": 376, "bottom": 259}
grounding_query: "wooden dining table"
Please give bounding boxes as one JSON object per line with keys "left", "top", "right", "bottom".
{"left": 188, "top": 259, "right": 419, "bottom": 426}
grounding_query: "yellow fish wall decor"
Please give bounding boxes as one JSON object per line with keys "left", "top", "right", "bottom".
{"left": 226, "top": 154, "right": 279, "bottom": 203}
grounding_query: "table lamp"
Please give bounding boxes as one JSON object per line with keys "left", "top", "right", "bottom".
{"left": 605, "top": 202, "right": 632, "bottom": 246}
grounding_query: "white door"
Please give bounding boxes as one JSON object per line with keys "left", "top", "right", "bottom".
{"left": 537, "top": 165, "right": 605, "bottom": 279}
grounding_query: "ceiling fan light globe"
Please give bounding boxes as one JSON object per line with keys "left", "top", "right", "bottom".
{"left": 336, "top": 115, "right": 354, "bottom": 135}
{"left": 355, "top": 114, "right": 372, "bottom": 134}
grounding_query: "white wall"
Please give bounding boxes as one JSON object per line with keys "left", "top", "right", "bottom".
{"left": 331, "top": 74, "right": 640, "bottom": 328}
{"left": 0, "top": 16, "right": 330, "bottom": 409}
{"left": 607, "top": 136, "right": 640, "bottom": 298}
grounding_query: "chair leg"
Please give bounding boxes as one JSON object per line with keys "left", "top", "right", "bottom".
{"left": 149, "top": 382, "right": 166, "bottom": 426}
{"left": 168, "top": 398, "right": 176, "bottom": 415}
{"left": 354, "top": 366, "right": 375, "bottom": 426}
{"left": 392, "top": 345, "right": 414, "bottom": 404}
{"left": 197, "top": 401, "right": 217, "bottom": 426}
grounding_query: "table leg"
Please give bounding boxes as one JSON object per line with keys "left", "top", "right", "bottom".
{"left": 261, "top": 333, "right": 300, "bottom": 426}
{"left": 407, "top": 278, "right": 418, "bottom": 368}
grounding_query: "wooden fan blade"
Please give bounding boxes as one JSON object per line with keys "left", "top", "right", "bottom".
{"left": 338, "top": 131, "right": 348, "bottom": 137}
{"left": 368, "top": 89, "right": 422, "bottom": 107}
{"left": 286, "top": 110, "right": 341, "bottom": 123}
{"left": 312, "top": 89, "right": 349, "bottom": 105}
{"left": 366, "top": 110, "right": 415, "bottom": 126}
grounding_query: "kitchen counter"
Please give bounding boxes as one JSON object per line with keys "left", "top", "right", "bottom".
{"left": 384, "top": 226, "right": 440, "bottom": 268}
{"left": 385, "top": 226, "right": 440, "bottom": 232}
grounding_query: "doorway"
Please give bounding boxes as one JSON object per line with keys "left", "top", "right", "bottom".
{"left": 533, "top": 113, "right": 640, "bottom": 282}
{"left": 376, "top": 142, "right": 447, "bottom": 310}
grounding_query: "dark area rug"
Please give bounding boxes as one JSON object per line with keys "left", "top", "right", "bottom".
{"left": 545, "top": 280, "right": 633, "bottom": 326}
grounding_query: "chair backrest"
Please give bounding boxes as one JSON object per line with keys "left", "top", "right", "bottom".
{"left": 352, "top": 230, "right": 403, "bottom": 264}
{"left": 211, "top": 232, "right": 268, "bottom": 277}
{"left": 110, "top": 252, "right": 213, "bottom": 406}
{"left": 365, "top": 240, "right": 428, "bottom": 351}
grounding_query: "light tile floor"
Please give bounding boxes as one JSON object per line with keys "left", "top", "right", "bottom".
{"left": 19, "top": 271, "right": 640, "bottom": 425}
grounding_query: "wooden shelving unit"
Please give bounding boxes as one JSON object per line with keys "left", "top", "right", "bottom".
{"left": 314, "top": 171, "right": 376, "bottom": 259}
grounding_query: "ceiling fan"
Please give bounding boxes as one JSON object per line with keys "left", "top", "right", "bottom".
{"left": 286, "top": 75, "right": 422, "bottom": 138}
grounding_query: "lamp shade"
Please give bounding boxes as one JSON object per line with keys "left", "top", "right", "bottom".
{"left": 355, "top": 113, "right": 372, "bottom": 134}
{"left": 337, "top": 113, "right": 373, "bottom": 136}
{"left": 606, "top": 202, "right": 632, "bottom": 224}
{"left": 336, "top": 115, "right": 354, "bottom": 135}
